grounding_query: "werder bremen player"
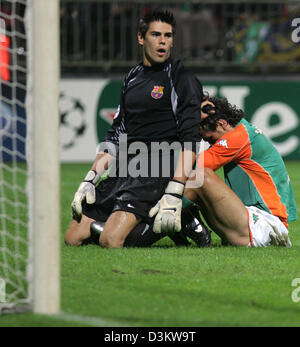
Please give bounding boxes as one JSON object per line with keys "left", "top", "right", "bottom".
{"left": 182, "top": 95, "right": 297, "bottom": 247}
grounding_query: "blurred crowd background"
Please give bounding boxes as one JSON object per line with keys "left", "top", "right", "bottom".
{"left": 0, "top": 0, "right": 300, "bottom": 76}
{"left": 1, "top": 1, "right": 300, "bottom": 161}
{"left": 58, "top": 0, "right": 300, "bottom": 74}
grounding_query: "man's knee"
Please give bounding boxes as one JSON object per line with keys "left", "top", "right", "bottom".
{"left": 64, "top": 226, "right": 82, "bottom": 246}
{"left": 99, "top": 211, "right": 141, "bottom": 249}
{"left": 100, "top": 232, "right": 124, "bottom": 248}
{"left": 64, "top": 218, "right": 91, "bottom": 246}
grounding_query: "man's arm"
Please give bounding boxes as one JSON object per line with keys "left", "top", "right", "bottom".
{"left": 92, "top": 149, "right": 116, "bottom": 174}
{"left": 71, "top": 71, "right": 129, "bottom": 222}
{"left": 149, "top": 63, "right": 202, "bottom": 234}
{"left": 149, "top": 149, "right": 197, "bottom": 234}
{"left": 197, "top": 128, "right": 250, "bottom": 171}
{"left": 173, "top": 149, "right": 196, "bottom": 184}
{"left": 71, "top": 150, "right": 116, "bottom": 223}
{"left": 71, "top": 83, "right": 126, "bottom": 223}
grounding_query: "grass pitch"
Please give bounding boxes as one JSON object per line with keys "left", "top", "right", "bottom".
{"left": 1, "top": 161, "right": 300, "bottom": 327}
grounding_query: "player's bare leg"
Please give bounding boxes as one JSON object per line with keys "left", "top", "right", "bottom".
{"left": 65, "top": 211, "right": 141, "bottom": 248}
{"left": 99, "top": 211, "right": 141, "bottom": 248}
{"left": 64, "top": 215, "right": 95, "bottom": 246}
{"left": 185, "top": 168, "right": 250, "bottom": 246}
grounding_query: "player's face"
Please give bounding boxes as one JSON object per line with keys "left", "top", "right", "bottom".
{"left": 138, "top": 21, "right": 173, "bottom": 66}
{"left": 200, "top": 127, "right": 221, "bottom": 145}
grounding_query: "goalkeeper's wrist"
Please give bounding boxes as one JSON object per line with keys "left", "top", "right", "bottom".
{"left": 83, "top": 170, "right": 101, "bottom": 185}
{"left": 165, "top": 179, "right": 185, "bottom": 198}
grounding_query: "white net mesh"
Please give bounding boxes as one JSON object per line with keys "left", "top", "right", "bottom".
{"left": 0, "top": 0, "right": 31, "bottom": 313}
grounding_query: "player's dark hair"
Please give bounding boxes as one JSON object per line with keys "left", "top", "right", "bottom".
{"left": 200, "top": 93, "right": 244, "bottom": 131}
{"left": 138, "top": 9, "right": 176, "bottom": 38}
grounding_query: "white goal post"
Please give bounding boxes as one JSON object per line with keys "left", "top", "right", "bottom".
{"left": 28, "top": 0, "right": 60, "bottom": 315}
{"left": 0, "top": 0, "right": 60, "bottom": 314}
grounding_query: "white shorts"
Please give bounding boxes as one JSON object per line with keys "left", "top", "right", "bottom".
{"left": 246, "top": 206, "right": 292, "bottom": 247}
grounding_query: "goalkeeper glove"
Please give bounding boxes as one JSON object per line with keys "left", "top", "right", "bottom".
{"left": 71, "top": 170, "right": 101, "bottom": 222}
{"left": 149, "top": 180, "right": 185, "bottom": 234}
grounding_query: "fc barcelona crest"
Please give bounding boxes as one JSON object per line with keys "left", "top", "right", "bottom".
{"left": 151, "top": 86, "right": 164, "bottom": 99}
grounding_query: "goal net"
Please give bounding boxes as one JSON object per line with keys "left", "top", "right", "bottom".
{"left": 0, "top": 0, "right": 60, "bottom": 315}
{"left": 0, "top": 0, "right": 30, "bottom": 313}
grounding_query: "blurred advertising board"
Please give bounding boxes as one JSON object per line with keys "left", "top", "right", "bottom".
{"left": 59, "top": 78, "right": 300, "bottom": 162}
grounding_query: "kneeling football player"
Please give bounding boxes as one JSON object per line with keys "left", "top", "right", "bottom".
{"left": 65, "top": 172, "right": 211, "bottom": 248}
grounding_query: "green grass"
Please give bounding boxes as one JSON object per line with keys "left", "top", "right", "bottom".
{"left": 1, "top": 162, "right": 300, "bottom": 327}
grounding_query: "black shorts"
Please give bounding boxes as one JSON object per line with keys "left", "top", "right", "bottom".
{"left": 82, "top": 150, "right": 175, "bottom": 222}
{"left": 82, "top": 174, "right": 172, "bottom": 223}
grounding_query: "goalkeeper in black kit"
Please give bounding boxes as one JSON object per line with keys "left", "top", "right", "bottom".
{"left": 64, "top": 9, "right": 211, "bottom": 248}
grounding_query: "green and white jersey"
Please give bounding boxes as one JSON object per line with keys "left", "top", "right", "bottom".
{"left": 198, "top": 118, "right": 297, "bottom": 228}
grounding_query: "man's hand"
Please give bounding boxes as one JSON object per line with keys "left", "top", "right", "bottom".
{"left": 71, "top": 170, "right": 100, "bottom": 222}
{"left": 149, "top": 180, "right": 185, "bottom": 234}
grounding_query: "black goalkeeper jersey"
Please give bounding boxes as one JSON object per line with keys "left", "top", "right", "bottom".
{"left": 104, "top": 58, "right": 203, "bottom": 151}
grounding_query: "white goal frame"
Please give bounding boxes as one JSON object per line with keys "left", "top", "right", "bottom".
{"left": 0, "top": 0, "right": 60, "bottom": 316}
{"left": 26, "top": 0, "right": 60, "bottom": 314}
